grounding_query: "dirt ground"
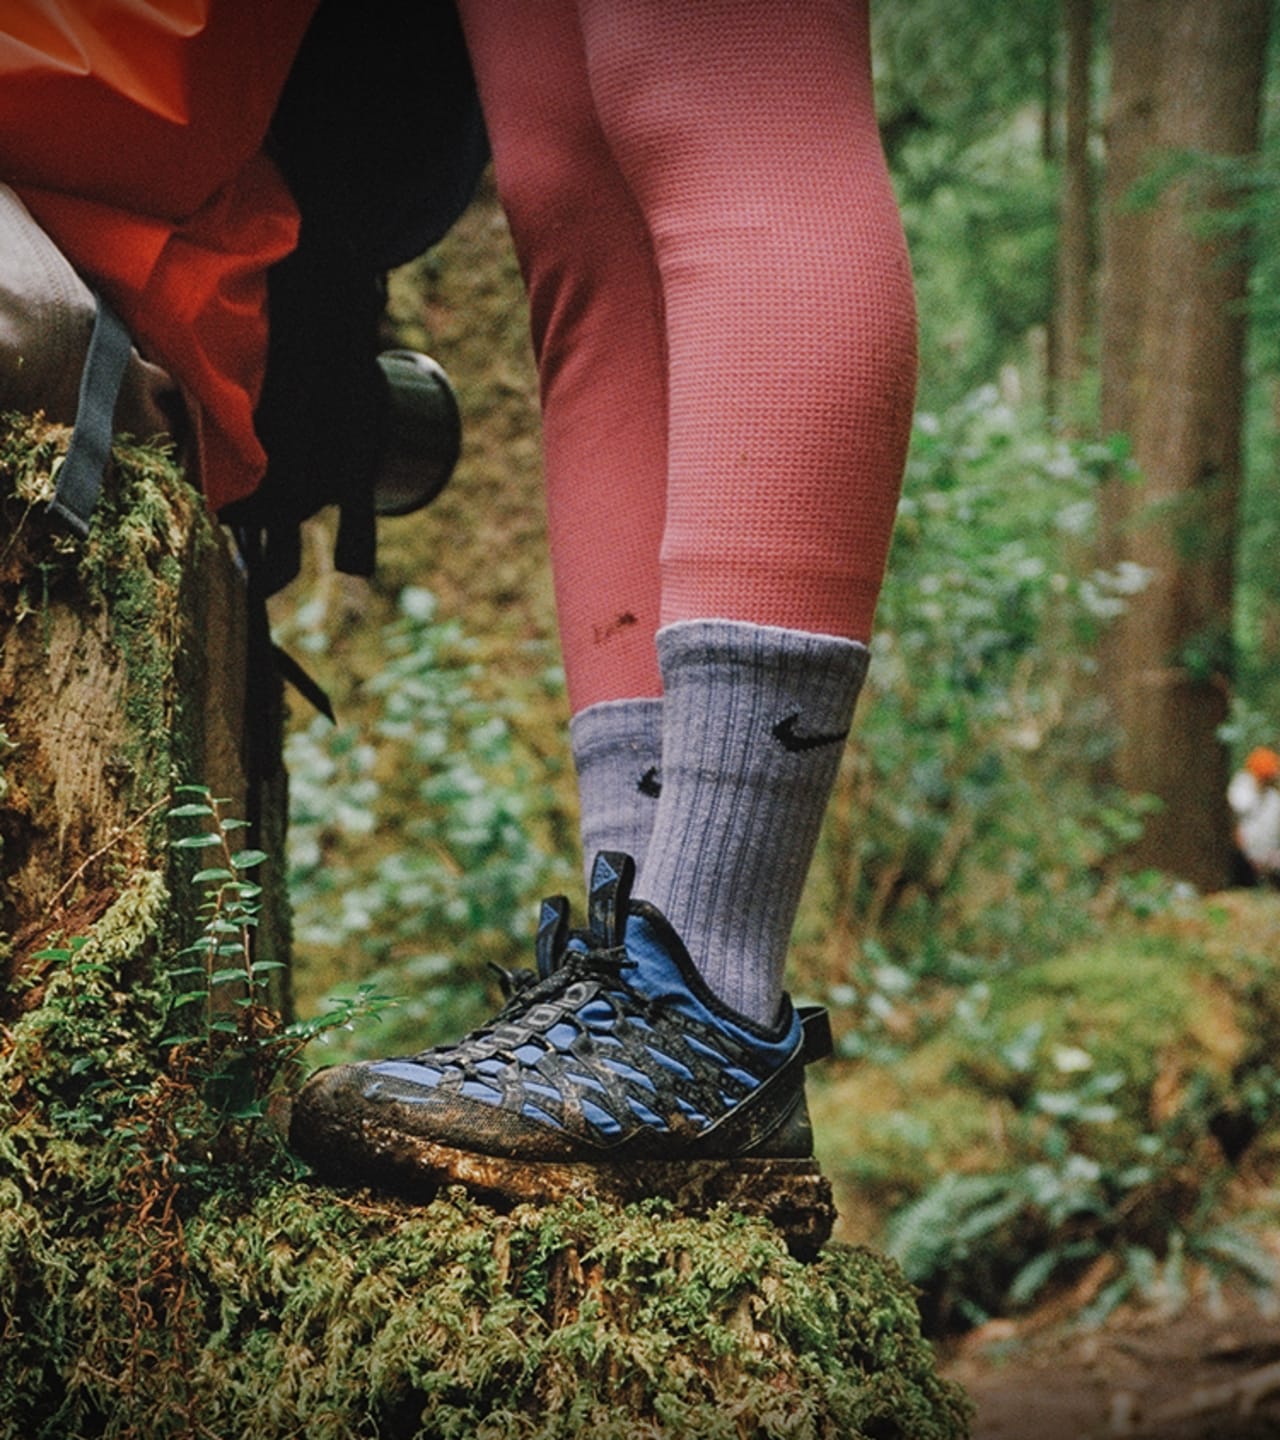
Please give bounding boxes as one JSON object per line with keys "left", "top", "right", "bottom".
{"left": 941, "top": 1289, "right": 1280, "bottom": 1439}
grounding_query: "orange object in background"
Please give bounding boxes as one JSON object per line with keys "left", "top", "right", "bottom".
{"left": 1244, "top": 747, "right": 1280, "bottom": 784}
{"left": 0, "top": 1, "right": 319, "bottom": 510}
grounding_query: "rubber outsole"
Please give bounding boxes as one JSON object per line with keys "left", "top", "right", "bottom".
{"left": 290, "top": 1101, "right": 836, "bottom": 1261}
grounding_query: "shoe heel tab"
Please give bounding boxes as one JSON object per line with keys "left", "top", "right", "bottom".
{"left": 587, "top": 851, "right": 635, "bottom": 947}
{"left": 798, "top": 1005, "right": 833, "bottom": 1065}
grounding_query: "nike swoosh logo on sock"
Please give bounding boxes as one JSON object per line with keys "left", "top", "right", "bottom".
{"left": 771, "top": 713, "right": 850, "bottom": 754}
{"left": 637, "top": 766, "right": 662, "bottom": 798}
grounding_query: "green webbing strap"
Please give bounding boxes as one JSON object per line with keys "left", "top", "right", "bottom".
{"left": 47, "top": 294, "right": 131, "bottom": 538}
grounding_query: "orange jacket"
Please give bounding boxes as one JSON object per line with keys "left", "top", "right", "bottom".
{"left": 0, "top": 1, "right": 319, "bottom": 511}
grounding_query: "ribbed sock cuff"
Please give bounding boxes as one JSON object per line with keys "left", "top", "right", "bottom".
{"left": 637, "top": 619, "right": 869, "bottom": 1022}
{"left": 654, "top": 618, "right": 869, "bottom": 745}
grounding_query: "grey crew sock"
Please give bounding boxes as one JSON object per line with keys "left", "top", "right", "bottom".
{"left": 634, "top": 619, "right": 869, "bottom": 1025}
{"left": 570, "top": 697, "right": 664, "bottom": 890}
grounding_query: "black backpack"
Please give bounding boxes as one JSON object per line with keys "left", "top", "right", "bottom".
{"left": 225, "top": 0, "right": 490, "bottom": 595}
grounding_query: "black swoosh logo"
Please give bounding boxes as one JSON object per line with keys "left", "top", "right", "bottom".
{"left": 637, "top": 766, "right": 662, "bottom": 797}
{"left": 771, "top": 713, "right": 849, "bottom": 754}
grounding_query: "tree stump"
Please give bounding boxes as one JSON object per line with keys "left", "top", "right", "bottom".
{"left": 0, "top": 413, "right": 288, "bottom": 1000}
{"left": 0, "top": 414, "right": 970, "bottom": 1439}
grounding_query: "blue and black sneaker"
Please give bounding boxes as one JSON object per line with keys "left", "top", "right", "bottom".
{"left": 289, "top": 852, "right": 836, "bottom": 1256}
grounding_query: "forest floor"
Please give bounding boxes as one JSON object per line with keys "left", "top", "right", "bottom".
{"left": 941, "top": 1284, "right": 1280, "bottom": 1439}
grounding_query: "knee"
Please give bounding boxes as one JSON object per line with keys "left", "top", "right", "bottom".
{"left": 488, "top": 131, "right": 560, "bottom": 240}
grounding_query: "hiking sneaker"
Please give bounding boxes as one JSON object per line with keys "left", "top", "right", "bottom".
{"left": 289, "top": 852, "right": 836, "bottom": 1257}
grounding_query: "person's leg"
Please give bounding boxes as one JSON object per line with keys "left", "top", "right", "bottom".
{"left": 455, "top": 0, "right": 667, "bottom": 881}
{"left": 579, "top": 0, "right": 917, "bottom": 1022}
{"left": 291, "top": 1, "right": 915, "bottom": 1246}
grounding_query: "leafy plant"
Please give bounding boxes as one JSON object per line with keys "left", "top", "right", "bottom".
{"left": 872, "top": 0, "right": 1062, "bottom": 411}
{"left": 165, "top": 787, "right": 274, "bottom": 1044}
{"left": 163, "top": 787, "right": 397, "bottom": 1144}
{"left": 884, "top": 992, "right": 1280, "bottom": 1333}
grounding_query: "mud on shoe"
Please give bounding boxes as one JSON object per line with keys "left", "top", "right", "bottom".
{"left": 289, "top": 852, "right": 836, "bottom": 1257}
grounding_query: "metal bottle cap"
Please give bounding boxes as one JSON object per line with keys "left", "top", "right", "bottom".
{"left": 373, "top": 349, "right": 462, "bottom": 517}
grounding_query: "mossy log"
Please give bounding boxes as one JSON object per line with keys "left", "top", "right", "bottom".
{"left": 0, "top": 416, "right": 969, "bottom": 1438}
{"left": 1, "top": 876, "right": 971, "bottom": 1438}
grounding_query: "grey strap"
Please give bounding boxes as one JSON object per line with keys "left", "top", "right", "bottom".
{"left": 47, "top": 294, "right": 131, "bottom": 537}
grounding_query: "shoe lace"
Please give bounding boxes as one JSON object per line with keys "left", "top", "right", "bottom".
{"left": 437, "top": 942, "right": 675, "bottom": 1072}
{"left": 487, "top": 912, "right": 608, "bottom": 1012}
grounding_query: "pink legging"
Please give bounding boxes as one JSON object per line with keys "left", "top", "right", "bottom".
{"left": 455, "top": 0, "right": 917, "bottom": 713}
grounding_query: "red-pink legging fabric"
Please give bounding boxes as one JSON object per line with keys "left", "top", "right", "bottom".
{"left": 455, "top": 0, "right": 917, "bottom": 714}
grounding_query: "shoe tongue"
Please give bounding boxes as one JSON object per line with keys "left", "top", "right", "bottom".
{"left": 586, "top": 850, "right": 636, "bottom": 948}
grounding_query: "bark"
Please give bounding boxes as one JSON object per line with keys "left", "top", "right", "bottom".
{"left": 1042, "top": 10, "right": 1060, "bottom": 410}
{"left": 1099, "top": 0, "right": 1166, "bottom": 455}
{"left": 1097, "top": 0, "right": 1269, "bottom": 889}
{"left": 1054, "top": 0, "right": 1096, "bottom": 405}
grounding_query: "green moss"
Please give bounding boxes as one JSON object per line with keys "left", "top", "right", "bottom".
{"left": 76, "top": 437, "right": 204, "bottom": 795}
{"left": 813, "top": 1067, "right": 997, "bottom": 1211}
{"left": 130, "top": 1192, "right": 960, "bottom": 1440}
{"left": 0, "top": 416, "right": 207, "bottom": 883}
{"left": 3, "top": 1168, "right": 969, "bottom": 1440}
{"left": 946, "top": 905, "right": 1280, "bottom": 1136}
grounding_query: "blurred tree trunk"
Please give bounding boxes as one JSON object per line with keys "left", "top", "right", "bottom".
{"left": 1053, "top": 0, "right": 1095, "bottom": 409}
{"left": 1040, "top": 9, "right": 1059, "bottom": 411}
{"left": 1098, "top": 0, "right": 1269, "bottom": 889}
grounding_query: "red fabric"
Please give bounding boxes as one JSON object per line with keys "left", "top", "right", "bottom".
{"left": 458, "top": 0, "right": 669, "bottom": 707}
{"left": 0, "top": 0, "right": 319, "bottom": 510}
{"left": 459, "top": 0, "right": 917, "bottom": 713}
